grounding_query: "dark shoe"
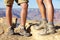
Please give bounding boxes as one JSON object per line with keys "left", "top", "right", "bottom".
{"left": 14, "top": 25, "right": 30, "bottom": 37}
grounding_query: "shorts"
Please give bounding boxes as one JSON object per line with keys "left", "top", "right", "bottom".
{"left": 4, "top": 0, "right": 28, "bottom": 5}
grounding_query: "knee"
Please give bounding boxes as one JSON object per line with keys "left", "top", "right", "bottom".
{"left": 21, "top": 3, "right": 28, "bottom": 9}
{"left": 6, "top": 5, "right": 12, "bottom": 11}
{"left": 36, "top": 0, "right": 43, "bottom": 5}
{"left": 44, "top": 0, "right": 52, "bottom": 5}
{"left": 44, "top": 0, "right": 53, "bottom": 8}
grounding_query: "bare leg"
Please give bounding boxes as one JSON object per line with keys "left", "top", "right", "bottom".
{"left": 14, "top": 3, "right": 30, "bottom": 36}
{"left": 34, "top": 0, "right": 47, "bottom": 30}
{"left": 6, "top": 5, "right": 12, "bottom": 27}
{"left": 5, "top": 5, "right": 13, "bottom": 35}
{"left": 20, "top": 3, "right": 28, "bottom": 27}
{"left": 44, "top": 0, "right": 55, "bottom": 34}
{"left": 36, "top": 0, "right": 46, "bottom": 19}
{"left": 44, "top": 0, "right": 54, "bottom": 23}
{"left": 36, "top": 0, "right": 55, "bottom": 35}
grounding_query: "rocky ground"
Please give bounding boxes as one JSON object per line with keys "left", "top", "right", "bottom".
{"left": 0, "top": 17, "right": 60, "bottom": 40}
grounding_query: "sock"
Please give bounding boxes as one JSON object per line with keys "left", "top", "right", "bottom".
{"left": 42, "top": 18, "right": 47, "bottom": 22}
{"left": 19, "top": 25, "right": 25, "bottom": 29}
{"left": 48, "top": 22, "right": 54, "bottom": 25}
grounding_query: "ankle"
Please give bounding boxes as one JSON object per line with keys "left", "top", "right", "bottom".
{"left": 19, "top": 25, "right": 25, "bottom": 29}
{"left": 41, "top": 20, "right": 47, "bottom": 24}
{"left": 42, "top": 18, "right": 47, "bottom": 22}
{"left": 48, "top": 22, "right": 54, "bottom": 25}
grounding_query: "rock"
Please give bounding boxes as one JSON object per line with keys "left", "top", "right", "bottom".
{"left": 0, "top": 24, "right": 4, "bottom": 35}
{"left": 0, "top": 17, "right": 17, "bottom": 33}
{"left": 0, "top": 27, "right": 4, "bottom": 35}
{"left": 0, "top": 18, "right": 4, "bottom": 23}
{"left": 0, "top": 29, "right": 3, "bottom": 35}
{"left": 12, "top": 18, "right": 17, "bottom": 24}
{"left": 0, "top": 18, "right": 60, "bottom": 40}
{"left": 31, "top": 25, "right": 60, "bottom": 40}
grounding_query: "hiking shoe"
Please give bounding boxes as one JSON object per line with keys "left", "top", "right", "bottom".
{"left": 38, "top": 25, "right": 48, "bottom": 35}
{"left": 47, "top": 24, "right": 56, "bottom": 34}
{"left": 14, "top": 25, "right": 30, "bottom": 37}
{"left": 38, "top": 24, "right": 56, "bottom": 35}
{"left": 4, "top": 27, "right": 14, "bottom": 35}
{"left": 34, "top": 20, "right": 47, "bottom": 30}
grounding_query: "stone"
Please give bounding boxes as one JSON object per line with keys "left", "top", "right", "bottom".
{"left": 0, "top": 18, "right": 60, "bottom": 40}
{"left": 12, "top": 18, "right": 17, "bottom": 24}
{"left": 0, "top": 26, "right": 4, "bottom": 35}
{"left": 0, "top": 18, "right": 4, "bottom": 23}
{"left": 31, "top": 25, "right": 60, "bottom": 40}
{"left": 0, "top": 23, "right": 4, "bottom": 35}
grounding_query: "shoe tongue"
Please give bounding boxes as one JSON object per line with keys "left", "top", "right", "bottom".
{"left": 8, "top": 27, "right": 11, "bottom": 29}
{"left": 20, "top": 26, "right": 25, "bottom": 29}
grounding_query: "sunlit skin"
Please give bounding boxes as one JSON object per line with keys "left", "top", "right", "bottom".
{"left": 6, "top": 3, "right": 28, "bottom": 27}
{"left": 36, "top": 0, "right": 54, "bottom": 22}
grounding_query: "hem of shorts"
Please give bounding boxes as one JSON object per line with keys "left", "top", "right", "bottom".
{"left": 17, "top": 1, "right": 29, "bottom": 5}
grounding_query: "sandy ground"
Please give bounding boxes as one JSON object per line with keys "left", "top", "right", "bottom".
{"left": 0, "top": 18, "right": 60, "bottom": 40}
{"left": 0, "top": 18, "right": 34, "bottom": 40}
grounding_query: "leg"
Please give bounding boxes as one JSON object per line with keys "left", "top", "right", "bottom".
{"left": 36, "top": 0, "right": 46, "bottom": 20}
{"left": 34, "top": 0, "right": 47, "bottom": 30}
{"left": 20, "top": 3, "right": 28, "bottom": 27}
{"left": 44, "top": 0, "right": 54, "bottom": 24}
{"left": 4, "top": 0, "right": 14, "bottom": 35}
{"left": 6, "top": 5, "right": 12, "bottom": 27}
{"left": 4, "top": 0, "right": 14, "bottom": 26}
{"left": 5, "top": 5, "right": 14, "bottom": 35}
{"left": 44, "top": 0, "right": 56, "bottom": 34}
{"left": 14, "top": 3, "right": 30, "bottom": 37}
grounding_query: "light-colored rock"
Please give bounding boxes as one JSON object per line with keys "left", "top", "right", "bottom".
{"left": 31, "top": 25, "right": 60, "bottom": 40}
{"left": 26, "top": 20, "right": 40, "bottom": 29}
{"left": 0, "top": 18, "right": 60, "bottom": 40}
{"left": 12, "top": 18, "right": 17, "bottom": 23}
{"left": 0, "top": 25, "right": 4, "bottom": 35}
{"left": 0, "top": 17, "right": 17, "bottom": 33}
{"left": 0, "top": 18, "right": 4, "bottom": 23}
{"left": 0, "top": 30, "right": 3, "bottom": 35}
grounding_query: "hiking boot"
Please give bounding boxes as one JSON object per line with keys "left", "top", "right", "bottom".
{"left": 4, "top": 27, "right": 14, "bottom": 35}
{"left": 38, "top": 24, "right": 56, "bottom": 35}
{"left": 34, "top": 20, "right": 47, "bottom": 30}
{"left": 14, "top": 25, "right": 30, "bottom": 37}
{"left": 47, "top": 24, "right": 56, "bottom": 34}
{"left": 38, "top": 25, "right": 48, "bottom": 35}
